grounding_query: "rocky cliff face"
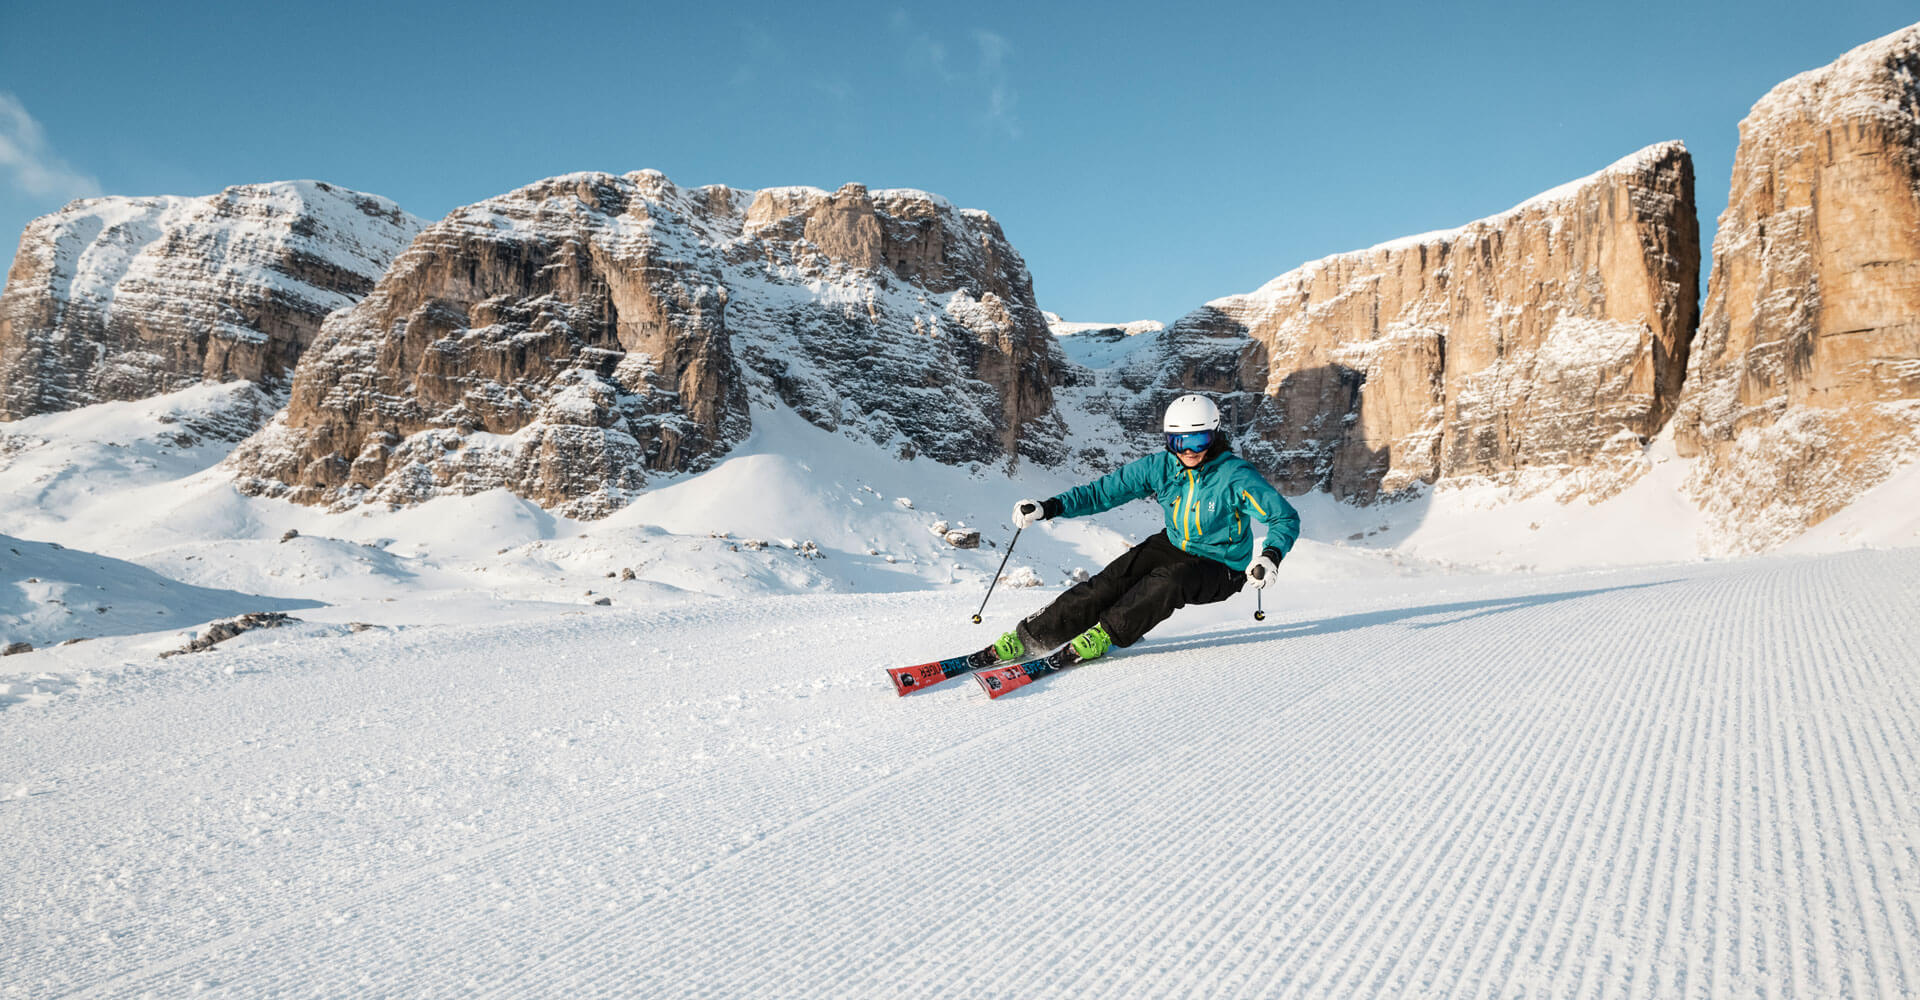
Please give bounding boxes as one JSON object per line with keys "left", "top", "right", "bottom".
{"left": 0, "top": 182, "right": 422, "bottom": 421}
{"left": 1673, "top": 23, "right": 1920, "bottom": 552}
{"left": 1138, "top": 142, "right": 1699, "bottom": 502}
{"left": 228, "top": 172, "right": 1062, "bottom": 517}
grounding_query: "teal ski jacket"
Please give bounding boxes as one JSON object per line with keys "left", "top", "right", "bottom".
{"left": 1051, "top": 449, "right": 1300, "bottom": 569}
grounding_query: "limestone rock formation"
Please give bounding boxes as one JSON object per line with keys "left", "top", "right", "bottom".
{"left": 1139, "top": 141, "right": 1699, "bottom": 502}
{"left": 1673, "top": 23, "right": 1920, "bottom": 552}
{"left": 228, "top": 172, "right": 1061, "bottom": 517}
{"left": 0, "top": 182, "right": 422, "bottom": 420}
{"left": 729, "top": 182, "right": 1063, "bottom": 466}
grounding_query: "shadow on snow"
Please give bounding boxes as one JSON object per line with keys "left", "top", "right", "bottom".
{"left": 991, "top": 579, "right": 1682, "bottom": 700}
{"left": 1157, "top": 580, "right": 1682, "bottom": 657}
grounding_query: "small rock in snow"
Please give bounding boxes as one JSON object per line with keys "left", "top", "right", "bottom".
{"left": 943, "top": 529, "right": 981, "bottom": 549}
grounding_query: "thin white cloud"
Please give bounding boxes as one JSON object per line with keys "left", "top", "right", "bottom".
{"left": 891, "top": 10, "right": 954, "bottom": 81}
{"left": 890, "top": 13, "right": 1021, "bottom": 138}
{"left": 972, "top": 29, "right": 1010, "bottom": 72}
{"left": 0, "top": 93, "right": 101, "bottom": 202}
{"left": 730, "top": 24, "right": 778, "bottom": 92}
{"left": 971, "top": 30, "right": 1019, "bottom": 138}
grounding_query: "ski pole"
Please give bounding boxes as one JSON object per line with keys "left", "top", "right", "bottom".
{"left": 1254, "top": 586, "right": 1265, "bottom": 622}
{"left": 973, "top": 526, "right": 1022, "bottom": 624}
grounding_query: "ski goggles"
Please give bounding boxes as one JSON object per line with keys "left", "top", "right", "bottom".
{"left": 1165, "top": 430, "right": 1214, "bottom": 454}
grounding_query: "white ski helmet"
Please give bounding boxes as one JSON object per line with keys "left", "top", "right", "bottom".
{"left": 1162, "top": 394, "right": 1221, "bottom": 434}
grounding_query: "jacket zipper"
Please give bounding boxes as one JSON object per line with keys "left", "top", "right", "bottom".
{"left": 1181, "top": 470, "right": 1197, "bottom": 550}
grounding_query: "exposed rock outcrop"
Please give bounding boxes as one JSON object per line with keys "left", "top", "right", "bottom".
{"left": 0, "top": 182, "right": 422, "bottom": 420}
{"left": 158, "top": 612, "right": 297, "bottom": 658}
{"left": 1673, "top": 23, "right": 1920, "bottom": 552}
{"left": 1137, "top": 142, "right": 1699, "bottom": 502}
{"left": 730, "top": 183, "right": 1063, "bottom": 466}
{"left": 228, "top": 172, "right": 1061, "bottom": 517}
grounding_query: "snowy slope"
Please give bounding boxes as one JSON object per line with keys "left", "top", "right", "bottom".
{"left": 3, "top": 548, "right": 1916, "bottom": 997}
{"left": 0, "top": 533, "right": 316, "bottom": 651}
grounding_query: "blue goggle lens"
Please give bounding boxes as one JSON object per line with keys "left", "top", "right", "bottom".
{"left": 1166, "top": 430, "right": 1213, "bottom": 453}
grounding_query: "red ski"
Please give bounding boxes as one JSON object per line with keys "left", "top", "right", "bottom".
{"left": 886, "top": 652, "right": 986, "bottom": 696}
{"left": 973, "top": 650, "right": 1075, "bottom": 699}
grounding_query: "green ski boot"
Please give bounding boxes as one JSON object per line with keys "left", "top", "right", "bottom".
{"left": 965, "top": 628, "right": 1030, "bottom": 671}
{"left": 1068, "top": 623, "right": 1112, "bottom": 663}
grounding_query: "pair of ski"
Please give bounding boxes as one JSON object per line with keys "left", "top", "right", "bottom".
{"left": 886, "top": 648, "right": 1078, "bottom": 699}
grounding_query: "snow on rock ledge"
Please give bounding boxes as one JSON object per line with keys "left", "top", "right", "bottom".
{"left": 0, "top": 181, "right": 423, "bottom": 420}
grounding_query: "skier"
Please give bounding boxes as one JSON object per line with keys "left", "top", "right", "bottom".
{"left": 977, "top": 393, "right": 1299, "bottom": 671}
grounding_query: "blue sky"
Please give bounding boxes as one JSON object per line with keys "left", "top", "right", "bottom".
{"left": 2, "top": 2, "right": 1915, "bottom": 324}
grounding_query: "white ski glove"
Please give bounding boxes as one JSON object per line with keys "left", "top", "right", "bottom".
{"left": 1246, "top": 547, "right": 1282, "bottom": 589}
{"left": 1011, "top": 498, "right": 1048, "bottom": 529}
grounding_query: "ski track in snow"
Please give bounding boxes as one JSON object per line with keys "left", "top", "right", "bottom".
{"left": 4, "top": 551, "right": 1919, "bottom": 998}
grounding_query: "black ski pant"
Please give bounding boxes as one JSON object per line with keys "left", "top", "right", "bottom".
{"left": 1021, "top": 532, "right": 1245, "bottom": 650}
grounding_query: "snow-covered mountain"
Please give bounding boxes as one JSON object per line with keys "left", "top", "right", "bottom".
{"left": 0, "top": 34, "right": 1913, "bottom": 582}
{"left": 5, "top": 60, "right": 1915, "bottom": 550}
{"left": 224, "top": 173, "right": 1064, "bottom": 519}
{"left": 0, "top": 181, "right": 423, "bottom": 421}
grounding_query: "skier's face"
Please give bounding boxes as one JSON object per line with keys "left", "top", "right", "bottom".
{"left": 1175, "top": 447, "right": 1205, "bottom": 468}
